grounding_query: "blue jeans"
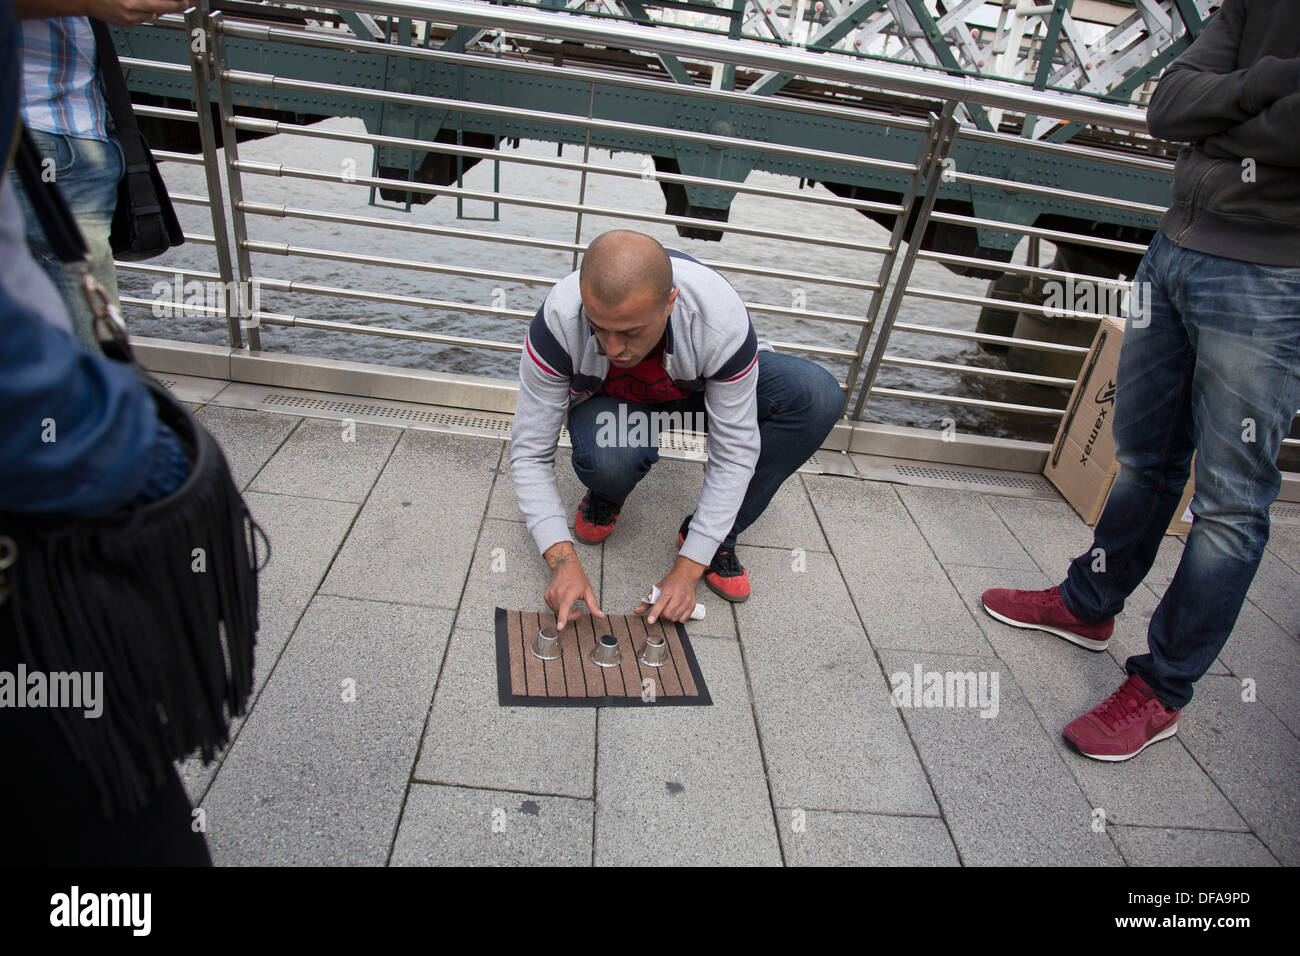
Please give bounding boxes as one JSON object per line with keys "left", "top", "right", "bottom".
{"left": 1060, "top": 230, "right": 1300, "bottom": 710}
{"left": 8, "top": 129, "right": 124, "bottom": 353}
{"left": 567, "top": 350, "right": 843, "bottom": 552}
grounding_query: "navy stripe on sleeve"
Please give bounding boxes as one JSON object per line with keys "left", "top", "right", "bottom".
{"left": 524, "top": 305, "right": 573, "bottom": 378}
{"left": 710, "top": 322, "right": 759, "bottom": 382}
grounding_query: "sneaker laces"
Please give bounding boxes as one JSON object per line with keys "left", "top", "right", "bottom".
{"left": 1092, "top": 679, "right": 1148, "bottom": 730}
{"left": 710, "top": 546, "right": 743, "bottom": 577}
{"left": 580, "top": 493, "right": 620, "bottom": 526}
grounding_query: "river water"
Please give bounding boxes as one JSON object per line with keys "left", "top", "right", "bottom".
{"left": 118, "top": 117, "right": 1102, "bottom": 447}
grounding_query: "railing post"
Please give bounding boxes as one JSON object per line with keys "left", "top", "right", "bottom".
{"left": 571, "top": 81, "right": 597, "bottom": 272}
{"left": 851, "top": 98, "right": 959, "bottom": 421}
{"left": 208, "top": 6, "right": 261, "bottom": 349}
{"left": 185, "top": 0, "right": 243, "bottom": 348}
{"left": 839, "top": 108, "right": 944, "bottom": 418}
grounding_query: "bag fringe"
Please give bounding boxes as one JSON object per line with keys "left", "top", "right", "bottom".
{"left": 3, "top": 381, "right": 265, "bottom": 817}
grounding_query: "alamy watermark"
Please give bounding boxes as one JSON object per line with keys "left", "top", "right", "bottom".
{"left": 152, "top": 275, "right": 262, "bottom": 328}
{"left": 890, "top": 663, "right": 1000, "bottom": 718}
{"left": 595, "top": 404, "right": 706, "bottom": 448}
{"left": 1042, "top": 277, "right": 1151, "bottom": 328}
{"left": 0, "top": 664, "right": 102, "bottom": 718}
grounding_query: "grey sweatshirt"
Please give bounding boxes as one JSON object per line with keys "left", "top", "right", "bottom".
{"left": 510, "top": 250, "right": 770, "bottom": 566}
{"left": 1146, "top": 0, "right": 1300, "bottom": 266}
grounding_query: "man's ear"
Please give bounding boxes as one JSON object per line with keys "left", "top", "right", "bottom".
{"left": 667, "top": 287, "right": 680, "bottom": 313}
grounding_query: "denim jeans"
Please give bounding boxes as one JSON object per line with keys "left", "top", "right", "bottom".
{"left": 1060, "top": 230, "right": 1300, "bottom": 709}
{"left": 9, "top": 129, "right": 123, "bottom": 353}
{"left": 567, "top": 350, "right": 843, "bottom": 552}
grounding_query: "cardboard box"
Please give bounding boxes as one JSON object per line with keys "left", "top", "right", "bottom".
{"left": 1045, "top": 316, "right": 1195, "bottom": 535}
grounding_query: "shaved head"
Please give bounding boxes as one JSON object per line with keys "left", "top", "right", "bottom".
{"left": 580, "top": 230, "right": 674, "bottom": 309}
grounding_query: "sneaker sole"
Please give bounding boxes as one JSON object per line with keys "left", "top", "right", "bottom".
{"left": 706, "top": 578, "right": 749, "bottom": 603}
{"left": 575, "top": 528, "right": 613, "bottom": 545}
{"left": 981, "top": 602, "right": 1109, "bottom": 652}
{"left": 1066, "top": 722, "right": 1179, "bottom": 762}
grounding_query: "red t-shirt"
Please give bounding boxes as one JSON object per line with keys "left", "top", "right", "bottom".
{"left": 598, "top": 339, "right": 690, "bottom": 404}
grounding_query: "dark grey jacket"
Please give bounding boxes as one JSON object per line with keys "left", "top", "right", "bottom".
{"left": 1146, "top": 0, "right": 1300, "bottom": 266}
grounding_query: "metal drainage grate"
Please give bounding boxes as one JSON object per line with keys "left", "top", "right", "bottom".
{"left": 261, "top": 393, "right": 514, "bottom": 432}
{"left": 1274, "top": 504, "right": 1300, "bottom": 523}
{"left": 156, "top": 378, "right": 179, "bottom": 389}
{"left": 893, "top": 463, "right": 1049, "bottom": 491}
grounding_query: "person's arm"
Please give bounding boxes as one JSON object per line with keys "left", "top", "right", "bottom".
{"left": 509, "top": 301, "right": 603, "bottom": 629}
{"left": 1201, "top": 91, "right": 1300, "bottom": 166}
{"left": 14, "top": 0, "right": 188, "bottom": 27}
{"left": 1, "top": 233, "right": 189, "bottom": 517}
{"left": 686, "top": 341, "right": 759, "bottom": 547}
{"left": 1146, "top": 0, "right": 1300, "bottom": 142}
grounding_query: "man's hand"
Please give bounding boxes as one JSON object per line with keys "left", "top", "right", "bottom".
{"left": 15, "top": 0, "right": 188, "bottom": 27}
{"left": 635, "top": 554, "right": 706, "bottom": 624}
{"left": 543, "top": 541, "right": 604, "bottom": 630}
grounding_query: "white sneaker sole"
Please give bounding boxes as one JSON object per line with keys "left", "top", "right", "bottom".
{"left": 1070, "top": 721, "right": 1179, "bottom": 762}
{"left": 982, "top": 602, "right": 1109, "bottom": 652}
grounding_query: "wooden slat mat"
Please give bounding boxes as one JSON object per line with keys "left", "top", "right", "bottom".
{"left": 495, "top": 607, "right": 712, "bottom": 707}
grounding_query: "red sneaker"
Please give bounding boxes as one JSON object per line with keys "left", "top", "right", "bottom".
{"left": 1063, "top": 675, "right": 1181, "bottom": 762}
{"left": 574, "top": 492, "right": 621, "bottom": 544}
{"left": 980, "top": 585, "right": 1112, "bottom": 651}
{"left": 678, "top": 515, "right": 749, "bottom": 602}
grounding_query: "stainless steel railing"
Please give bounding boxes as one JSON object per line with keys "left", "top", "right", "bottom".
{"left": 112, "top": 0, "right": 1298, "bottom": 452}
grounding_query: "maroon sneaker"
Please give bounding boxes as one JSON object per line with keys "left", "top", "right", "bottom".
{"left": 980, "top": 585, "right": 1113, "bottom": 651}
{"left": 574, "top": 492, "right": 620, "bottom": 544}
{"left": 1063, "top": 674, "right": 1181, "bottom": 762}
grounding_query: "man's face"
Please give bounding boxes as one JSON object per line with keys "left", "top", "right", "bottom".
{"left": 581, "top": 284, "right": 679, "bottom": 368}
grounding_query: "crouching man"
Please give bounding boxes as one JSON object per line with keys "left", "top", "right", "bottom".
{"left": 511, "top": 229, "right": 842, "bottom": 626}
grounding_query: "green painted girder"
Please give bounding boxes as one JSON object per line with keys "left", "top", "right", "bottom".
{"left": 114, "top": 25, "right": 1170, "bottom": 251}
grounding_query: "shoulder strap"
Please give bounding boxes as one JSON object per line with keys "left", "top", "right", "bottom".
{"left": 90, "top": 18, "right": 138, "bottom": 134}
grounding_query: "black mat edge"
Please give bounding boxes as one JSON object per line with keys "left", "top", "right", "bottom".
{"left": 495, "top": 606, "right": 713, "bottom": 707}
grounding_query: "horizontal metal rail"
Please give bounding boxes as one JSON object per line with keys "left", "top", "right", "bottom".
{"left": 219, "top": 68, "right": 919, "bottom": 178}
{"left": 226, "top": 115, "right": 908, "bottom": 219}
{"left": 215, "top": 19, "right": 934, "bottom": 135}
{"left": 231, "top": 160, "right": 895, "bottom": 253}
{"left": 927, "top": 211, "right": 1152, "bottom": 254}
{"left": 867, "top": 386, "right": 1066, "bottom": 417}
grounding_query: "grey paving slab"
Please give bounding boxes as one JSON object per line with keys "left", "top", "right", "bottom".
{"left": 600, "top": 465, "right": 739, "bottom": 638}
{"left": 177, "top": 490, "right": 359, "bottom": 803}
{"left": 1245, "top": 551, "right": 1300, "bottom": 638}
{"left": 414, "top": 626, "right": 595, "bottom": 798}
{"left": 1110, "top": 827, "right": 1279, "bottom": 866}
{"left": 594, "top": 637, "right": 782, "bottom": 866}
{"left": 200, "top": 595, "right": 453, "bottom": 865}
{"left": 249, "top": 417, "right": 401, "bottom": 502}
{"left": 736, "top": 546, "right": 937, "bottom": 814}
{"left": 391, "top": 784, "right": 592, "bottom": 866}
{"left": 321, "top": 430, "right": 501, "bottom": 610}
{"left": 950, "top": 566, "right": 1245, "bottom": 832}
{"left": 737, "top": 473, "right": 829, "bottom": 552}
{"left": 985, "top": 495, "right": 1100, "bottom": 579}
{"left": 778, "top": 811, "right": 958, "bottom": 866}
{"left": 1215, "top": 599, "right": 1300, "bottom": 738}
{"left": 487, "top": 444, "right": 586, "bottom": 523}
{"left": 879, "top": 648, "right": 1122, "bottom": 865}
{"left": 457, "top": 517, "right": 602, "bottom": 635}
{"left": 897, "top": 486, "right": 1038, "bottom": 571}
{"left": 804, "top": 476, "right": 993, "bottom": 656}
{"left": 1265, "top": 523, "right": 1300, "bottom": 574}
{"left": 194, "top": 405, "right": 299, "bottom": 490}
{"left": 1177, "top": 675, "right": 1300, "bottom": 865}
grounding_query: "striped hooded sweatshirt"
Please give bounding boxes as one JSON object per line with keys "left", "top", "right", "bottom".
{"left": 510, "top": 250, "right": 769, "bottom": 567}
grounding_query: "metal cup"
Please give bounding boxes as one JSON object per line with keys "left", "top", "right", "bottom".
{"left": 590, "top": 633, "right": 621, "bottom": 668}
{"left": 638, "top": 634, "right": 669, "bottom": 667}
{"left": 531, "top": 626, "right": 561, "bottom": 661}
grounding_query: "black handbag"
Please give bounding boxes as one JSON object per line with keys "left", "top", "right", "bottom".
{"left": 91, "top": 18, "right": 184, "bottom": 261}
{"left": 3, "top": 129, "right": 262, "bottom": 819}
